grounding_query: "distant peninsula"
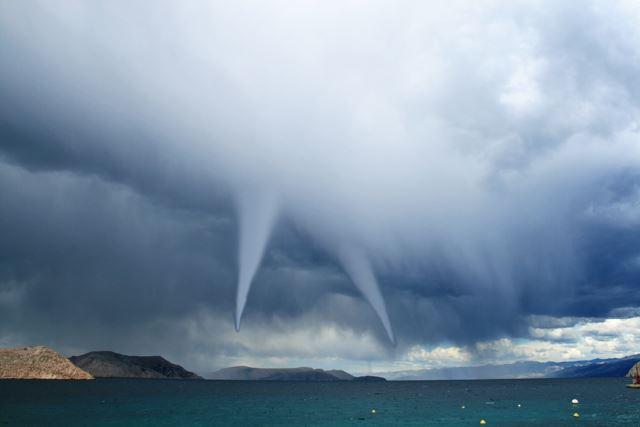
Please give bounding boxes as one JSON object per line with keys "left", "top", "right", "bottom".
{"left": 69, "top": 351, "right": 202, "bottom": 379}
{"left": 375, "top": 353, "right": 640, "bottom": 380}
{"left": 0, "top": 346, "right": 93, "bottom": 380}
{"left": 207, "top": 366, "right": 386, "bottom": 381}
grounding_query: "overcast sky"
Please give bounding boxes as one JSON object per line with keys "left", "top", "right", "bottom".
{"left": 1, "top": 1, "right": 640, "bottom": 374}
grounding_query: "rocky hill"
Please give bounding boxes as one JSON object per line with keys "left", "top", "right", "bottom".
{"left": 69, "top": 351, "right": 202, "bottom": 379}
{"left": 0, "top": 346, "right": 93, "bottom": 380}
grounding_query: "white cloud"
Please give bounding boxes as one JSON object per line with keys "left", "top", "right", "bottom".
{"left": 406, "top": 345, "right": 471, "bottom": 366}
{"left": 397, "top": 315, "right": 640, "bottom": 370}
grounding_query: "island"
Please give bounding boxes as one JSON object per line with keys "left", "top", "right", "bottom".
{"left": 69, "top": 351, "right": 202, "bottom": 379}
{"left": 207, "top": 366, "right": 386, "bottom": 381}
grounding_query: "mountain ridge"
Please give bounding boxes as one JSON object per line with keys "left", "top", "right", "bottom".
{"left": 551, "top": 354, "right": 640, "bottom": 378}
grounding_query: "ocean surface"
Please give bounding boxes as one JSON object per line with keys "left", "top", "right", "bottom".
{"left": 1, "top": 377, "right": 639, "bottom": 426}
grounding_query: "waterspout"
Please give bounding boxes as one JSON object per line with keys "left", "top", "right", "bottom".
{"left": 235, "top": 190, "right": 278, "bottom": 331}
{"left": 337, "top": 245, "right": 395, "bottom": 343}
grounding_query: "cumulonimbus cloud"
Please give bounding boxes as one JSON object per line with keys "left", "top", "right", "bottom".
{"left": 1, "top": 0, "right": 640, "bottom": 347}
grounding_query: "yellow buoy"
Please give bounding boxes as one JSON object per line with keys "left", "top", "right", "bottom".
{"left": 573, "top": 412, "right": 580, "bottom": 418}
{"left": 480, "top": 419, "right": 487, "bottom": 425}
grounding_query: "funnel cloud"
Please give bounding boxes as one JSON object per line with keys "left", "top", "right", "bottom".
{"left": 337, "top": 246, "right": 394, "bottom": 343}
{"left": 235, "top": 190, "right": 278, "bottom": 331}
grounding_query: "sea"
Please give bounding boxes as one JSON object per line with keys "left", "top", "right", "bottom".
{"left": 1, "top": 377, "right": 638, "bottom": 426}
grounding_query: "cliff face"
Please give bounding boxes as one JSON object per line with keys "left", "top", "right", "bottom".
{"left": 69, "top": 351, "right": 202, "bottom": 379}
{"left": 0, "top": 346, "right": 93, "bottom": 380}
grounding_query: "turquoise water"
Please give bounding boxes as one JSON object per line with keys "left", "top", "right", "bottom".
{"left": 1, "top": 378, "right": 639, "bottom": 426}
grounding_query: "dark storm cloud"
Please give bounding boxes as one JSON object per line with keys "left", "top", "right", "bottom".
{"left": 0, "top": 162, "right": 232, "bottom": 338}
{"left": 1, "top": 0, "right": 640, "bottom": 368}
